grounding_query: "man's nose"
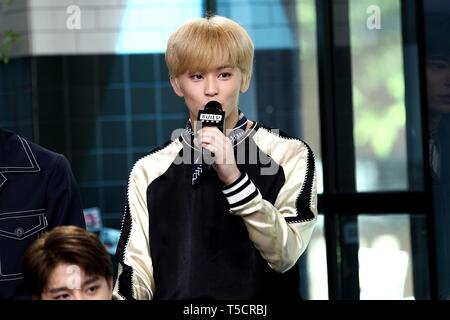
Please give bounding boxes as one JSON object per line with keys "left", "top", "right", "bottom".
{"left": 73, "top": 291, "right": 84, "bottom": 300}
{"left": 205, "top": 77, "right": 218, "bottom": 96}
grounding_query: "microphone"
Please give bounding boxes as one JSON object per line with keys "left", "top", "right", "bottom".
{"left": 196, "top": 100, "right": 225, "bottom": 166}
{"left": 197, "top": 100, "right": 225, "bottom": 134}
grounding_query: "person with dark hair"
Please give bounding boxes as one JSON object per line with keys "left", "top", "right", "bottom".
{"left": 0, "top": 128, "right": 86, "bottom": 299}
{"left": 113, "top": 15, "right": 317, "bottom": 300}
{"left": 425, "top": 13, "right": 450, "bottom": 138}
{"left": 424, "top": 12, "right": 450, "bottom": 299}
{"left": 22, "top": 226, "right": 113, "bottom": 300}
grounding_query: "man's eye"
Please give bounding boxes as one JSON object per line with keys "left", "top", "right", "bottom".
{"left": 86, "top": 286, "right": 99, "bottom": 294}
{"left": 190, "top": 74, "right": 203, "bottom": 80}
{"left": 219, "top": 72, "right": 232, "bottom": 79}
{"left": 55, "top": 294, "right": 70, "bottom": 300}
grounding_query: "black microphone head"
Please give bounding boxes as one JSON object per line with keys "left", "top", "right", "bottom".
{"left": 197, "top": 100, "right": 225, "bottom": 133}
{"left": 204, "top": 100, "right": 223, "bottom": 111}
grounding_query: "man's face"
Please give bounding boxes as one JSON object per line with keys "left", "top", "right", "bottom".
{"left": 426, "top": 57, "right": 450, "bottom": 113}
{"left": 39, "top": 263, "right": 112, "bottom": 300}
{"left": 170, "top": 65, "right": 248, "bottom": 129}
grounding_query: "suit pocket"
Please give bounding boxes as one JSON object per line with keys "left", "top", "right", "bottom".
{"left": 0, "top": 209, "right": 47, "bottom": 240}
{"left": 0, "top": 209, "right": 48, "bottom": 280}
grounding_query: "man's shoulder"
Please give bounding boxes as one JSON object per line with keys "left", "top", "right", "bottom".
{"left": 253, "top": 123, "right": 313, "bottom": 155}
{"left": 130, "top": 138, "right": 183, "bottom": 177}
{"left": 27, "top": 139, "right": 65, "bottom": 164}
{"left": 22, "top": 139, "right": 74, "bottom": 179}
{"left": 0, "top": 128, "right": 67, "bottom": 171}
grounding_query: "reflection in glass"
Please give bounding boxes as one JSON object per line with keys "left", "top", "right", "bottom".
{"left": 350, "top": 0, "right": 408, "bottom": 191}
{"left": 423, "top": 0, "right": 450, "bottom": 300}
{"left": 358, "top": 215, "right": 415, "bottom": 299}
{"left": 300, "top": 214, "right": 328, "bottom": 300}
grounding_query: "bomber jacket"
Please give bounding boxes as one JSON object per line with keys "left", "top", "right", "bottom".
{"left": 114, "top": 122, "right": 317, "bottom": 300}
{"left": 0, "top": 128, "right": 85, "bottom": 299}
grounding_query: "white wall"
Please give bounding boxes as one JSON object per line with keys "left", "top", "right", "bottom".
{"left": 1, "top": 0, "right": 202, "bottom": 56}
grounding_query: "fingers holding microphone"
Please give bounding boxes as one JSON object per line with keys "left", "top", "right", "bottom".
{"left": 194, "top": 126, "right": 230, "bottom": 164}
{"left": 194, "top": 127, "right": 241, "bottom": 185}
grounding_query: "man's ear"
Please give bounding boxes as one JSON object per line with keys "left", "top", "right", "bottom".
{"left": 107, "top": 276, "right": 113, "bottom": 290}
{"left": 240, "top": 73, "right": 251, "bottom": 93}
{"left": 104, "top": 276, "right": 114, "bottom": 300}
{"left": 32, "top": 294, "right": 40, "bottom": 300}
{"left": 170, "top": 76, "right": 184, "bottom": 97}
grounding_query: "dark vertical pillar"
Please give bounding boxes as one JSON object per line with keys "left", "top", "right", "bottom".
{"left": 316, "top": 0, "right": 359, "bottom": 300}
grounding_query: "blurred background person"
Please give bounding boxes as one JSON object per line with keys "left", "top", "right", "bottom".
{"left": 425, "top": 12, "right": 450, "bottom": 299}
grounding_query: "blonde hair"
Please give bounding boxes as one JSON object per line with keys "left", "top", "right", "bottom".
{"left": 165, "top": 15, "right": 254, "bottom": 89}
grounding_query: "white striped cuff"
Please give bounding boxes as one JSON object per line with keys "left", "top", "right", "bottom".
{"left": 222, "top": 173, "right": 259, "bottom": 209}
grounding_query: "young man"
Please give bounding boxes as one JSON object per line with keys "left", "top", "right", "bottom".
{"left": 22, "top": 226, "right": 113, "bottom": 300}
{"left": 424, "top": 12, "right": 450, "bottom": 299}
{"left": 0, "top": 128, "right": 86, "bottom": 299}
{"left": 114, "top": 15, "right": 317, "bottom": 300}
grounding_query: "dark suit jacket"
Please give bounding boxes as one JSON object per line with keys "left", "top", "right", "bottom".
{"left": 0, "top": 128, "right": 85, "bottom": 299}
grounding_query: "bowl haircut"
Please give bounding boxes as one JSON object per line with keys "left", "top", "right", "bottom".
{"left": 165, "top": 15, "right": 254, "bottom": 90}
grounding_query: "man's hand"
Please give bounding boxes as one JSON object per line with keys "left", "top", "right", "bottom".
{"left": 194, "top": 126, "right": 241, "bottom": 185}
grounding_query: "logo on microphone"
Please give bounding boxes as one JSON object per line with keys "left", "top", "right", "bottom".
{"left": 197, "top": 100, "right": 225, "bottom": 134}
{"left": 199, "top": 114, "right": 223, "bottom": 122}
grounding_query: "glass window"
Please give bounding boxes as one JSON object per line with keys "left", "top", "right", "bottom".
{"left": 115, "top": 0, "right": 202, "bottom": 54}
{"left": 422, "top": 0, "right": 450, "bottom": 300}
{"left": 299, "top": 214, "right": 328, "bottom": 300}
{"left": 349, "top": 0, "right": 408, "bottom": 192}
{"left": 358, "top": 214, "right": 429, "bottom": 299}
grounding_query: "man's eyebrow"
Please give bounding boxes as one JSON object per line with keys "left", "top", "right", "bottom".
{"left": 46, "top": 276, "right": 101, "bottom": 293}
{"left": 47, "top": 287, "right": 70, "bottom": 294}
{"left": 82, "top": 275, "right": 101, "bottom": 286}
{"left": 217, "top": 65, "right": 234, "bottom": 70}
